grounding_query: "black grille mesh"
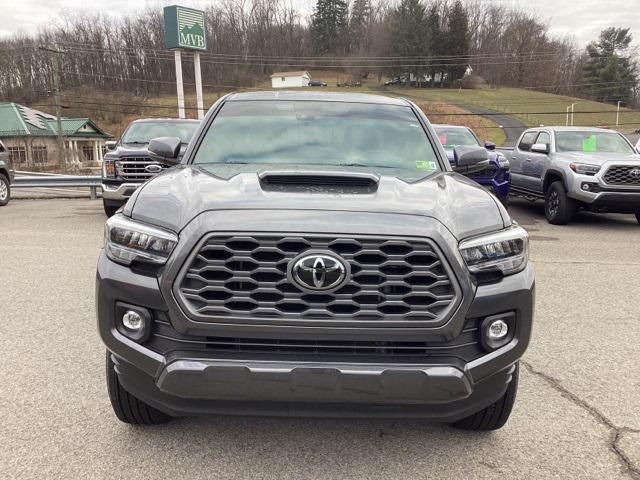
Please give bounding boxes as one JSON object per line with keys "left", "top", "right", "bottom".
{"left": 146, "top": 314, "right": 483, "bottom": 362}
{"left": 177, "top": 234, "right": 458, "bottom": 323}
{"left": 603, "top": 165, "right": 640, "bottom": 186}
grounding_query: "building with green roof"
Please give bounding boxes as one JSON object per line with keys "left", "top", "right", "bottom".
{"left": 0, "top": 102, "right": 112, "bottom": 167}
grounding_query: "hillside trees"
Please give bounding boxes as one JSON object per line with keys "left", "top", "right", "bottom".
{"left": 582, "top": 27, "right": 638, "bottom": 104}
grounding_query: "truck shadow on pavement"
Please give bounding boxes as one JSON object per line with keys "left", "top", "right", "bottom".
{"left": 508, "top": 198, "right": 637, "bottom": 229}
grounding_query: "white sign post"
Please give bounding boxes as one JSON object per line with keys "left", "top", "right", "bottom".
{"left": 194, "top": 52, "right": 204, "bottom": 120}
{"left": 174, "top": 50, "right": 186, "bottom": 119}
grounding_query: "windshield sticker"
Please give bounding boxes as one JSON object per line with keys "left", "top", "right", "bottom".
{"left": 416, "top": 160, "right": 437, "bottom": 170}
{"left": 582, "top": 134, "right": 597, "bottom": 152}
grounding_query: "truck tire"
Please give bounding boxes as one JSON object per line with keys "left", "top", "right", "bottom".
{"left": 636, "top": 213, "right": 640, "bottom": 225}
{"left": 452, "top": 362, "right": 519, "bottom": 431}
{"left": 499, "top": 195, "right": 509, "bottom": 210}
{"left": 545, "top": 181, "right": 575, "bottom": 225}
{"left": 0, "top": 174, "right": 10, "bottom": 206}
{"left": 106, "top": 351, "right": 171, "bottom": 425}
{"left": 103, "top": 200, "right": 119, "bottom": 217}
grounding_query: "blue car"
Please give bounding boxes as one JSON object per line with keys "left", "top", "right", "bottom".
{"left": 433, "top": 124, "right": 511, "bottom": 207}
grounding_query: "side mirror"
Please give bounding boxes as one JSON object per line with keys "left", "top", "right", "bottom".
{"left": 148, "top": 137, "right": 182, "bottom": 165}
{"left": 484, "top": 141, "right": 496, "bottom": 151}
{"left": 452, "top": 146, "right": 490, "bottom": 174}
{"left": 531, "top": 143, "right": 549, "bottom": 154}
{"left": 105, "top": 140, "right": 117, "bottom": 151}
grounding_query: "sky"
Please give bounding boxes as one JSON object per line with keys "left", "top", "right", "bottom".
{"left": 0, "top": 0, "right": 639, "bottom": 48}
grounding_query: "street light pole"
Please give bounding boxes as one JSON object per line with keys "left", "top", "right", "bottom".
{"left": 566, "top": 106, "right": 570, "bottom": 126}
{"left": 571, "top": 103, "right": 576, "bottom": 126}
{"left": 39, "top": 46, "right": 66, "bottom": 169}
{"left": 616, "top": 101, "right": 622, "bottom": 126}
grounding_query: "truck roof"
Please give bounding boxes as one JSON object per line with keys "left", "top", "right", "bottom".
{"left": 130, "top": 118, "right": 201, "bottom": 124}
{"left": 432, "top": 124, "right": 470, "bottom": 129}
{"left": 226, "top": 90, "right": 410, "bottom": 106}
{"left": 532, "top": 126, "right": 619, "bottom": 133}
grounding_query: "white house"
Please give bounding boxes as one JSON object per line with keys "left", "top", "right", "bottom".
{"left": 271, "top": 71, "right": 311, "bottom": 89}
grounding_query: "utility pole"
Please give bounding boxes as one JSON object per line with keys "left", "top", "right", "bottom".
{"left": 616, "top": 100, "right": 622, "bottom": 126}
{"left": 39, "top": 46, "right": 66, "bottom": 169}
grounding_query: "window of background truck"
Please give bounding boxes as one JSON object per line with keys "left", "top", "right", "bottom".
{"left": 556, "top": 131, "right": 635, "bottom": 154}
{"left": 193, "top": 101, "right": 442, "bottom": 181}
{"left": 536, "top": 132, "right": 551, "bottom": 146}
{"left": 434, "top": 127, "right": 480, "bottom": 149}
{"left": 518, "top": 132, "right": 538, "bottom": 151}
{"left": 121, "top": 122, "right": 199, "bottom": 144}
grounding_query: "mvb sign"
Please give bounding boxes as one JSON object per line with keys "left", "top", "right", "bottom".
{"left": 164, "top": 5, "right": 207, "bottom": 51}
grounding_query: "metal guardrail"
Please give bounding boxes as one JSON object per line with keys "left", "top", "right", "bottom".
{"left": 13, "top": 175, "right": 102, "bottom": 199}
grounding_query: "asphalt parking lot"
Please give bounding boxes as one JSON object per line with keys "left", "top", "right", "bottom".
{"left": 1, "top": 198, "right": 639, "bottom": 480}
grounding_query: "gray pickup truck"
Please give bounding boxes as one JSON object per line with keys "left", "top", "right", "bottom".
{"left": 97, "top": 91, "right": 534, "bottom": 431}
{"left": 102, "top": 118, "right": 200, "bottom": 217}
{"left": 0, "top": 139, "right": 15, "bottom": 206}
{"left": 502, "top": 127, "right": 640, "bottom": 225}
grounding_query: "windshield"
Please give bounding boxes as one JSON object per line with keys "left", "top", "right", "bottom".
{"left": 433, "top": 127, "right": 480, "bottom": 150}
{"left": 121, "top": 121, "right": 199, "bottom": 144}
{"left": 556, "top": 131, "right": 634, "bottom": 154}
{"left": 192, "top": 101, "right": 442, "bottom": 180}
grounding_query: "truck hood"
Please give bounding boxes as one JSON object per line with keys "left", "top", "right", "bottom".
{"left": 552, "top": 151, "right": 640, "bottom": 165}
{"left": 126, "top": 166, "right": 509, "bottom": 240}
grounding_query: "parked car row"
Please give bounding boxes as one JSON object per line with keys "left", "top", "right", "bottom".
{"left": 99, "top": 111, "right": 640, "bottom": 227}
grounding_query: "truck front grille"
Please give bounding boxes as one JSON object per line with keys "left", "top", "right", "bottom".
{"left": 177, "top": 234, "right": 460, "bottom": 326}
{"left": 116, "top": 157, "right": 169, "bottom": 181}
{"left": 603, "top": 165, "right": 640, "bottom": 186}
{"left": 146, "top": 315, "right": 483, "bottom": 363}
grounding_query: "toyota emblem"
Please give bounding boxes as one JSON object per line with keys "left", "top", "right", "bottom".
{"left": 630, "top": 168, "right": 640, "bottom": 178}
{"left": 289, "top": 253, "right": 349, "bottom": 291}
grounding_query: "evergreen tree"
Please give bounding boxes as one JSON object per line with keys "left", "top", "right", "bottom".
{"left": 311, "top": 0, "right": 349, "bottom": 55}
{"left": 426, "top": 3, "right": 443, "bottom": 85}
{"left": 582, "top": 28, "right": 638, "bottom": 104}
{"left": 349, "top": 0, "right": 371, "bottom": 55}
{"left": 444, "top": 0, "right": 469, "bottom": 82}
{"left": 388, "top": 0, "right": 429, "bottom": 81}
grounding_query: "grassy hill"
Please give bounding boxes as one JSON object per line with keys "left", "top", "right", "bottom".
{"left": 43, "top": 80, "right": 640, "bottom": 149}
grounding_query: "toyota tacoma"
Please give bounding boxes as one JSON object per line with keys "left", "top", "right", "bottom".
{"left": 101, "top": 118, "right": 200, "bottom": 217}
{"left": 97, "top": 91, "right": 534, "bottom": 430}
{"left": 502, "top": 126, "right": 640, "bottom": 225}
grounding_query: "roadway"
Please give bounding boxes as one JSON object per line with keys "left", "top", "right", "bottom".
{"left": 1, "top": 198, "right": 638, "bottom": 479}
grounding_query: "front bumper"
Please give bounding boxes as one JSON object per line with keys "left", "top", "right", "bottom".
{"left": 101, "top": 181, "right": 143, "bottom": 201}
{"left": 470, "top": 170, "right": 510, "bottom": 199}
{"left": 97, "top": 250, "right": 534, "bottom": 420}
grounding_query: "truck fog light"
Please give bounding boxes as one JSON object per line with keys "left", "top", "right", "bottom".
{"left": 115, "top": 302, "right": 151, "bottom": 342}
{"left": 481, "top": 312, "right": 515, "bottom": 351}
{"left": 122, "top": 310, "right": 143, "bottom": 331}
{"left": 488, "top": 319, "right": 508, "bottom": 339}
{"left": 582, "top": 183, "right": 590, "bottom": 191}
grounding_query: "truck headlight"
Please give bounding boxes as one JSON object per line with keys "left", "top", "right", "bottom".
{"left": 105, "top": 214, "right": 178, "bottom": 265}
{"left": 569, "top": 163, "right": 600, "bottom": 175}
{"left": 103, "top": 159, "right": 116, "bottom": 178}
{"left": 459, "top": 225, "right": 529, "bottom": 276}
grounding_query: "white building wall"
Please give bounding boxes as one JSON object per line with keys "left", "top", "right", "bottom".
{"left": 271, "top": 74, "right": 310, "bottom": 89}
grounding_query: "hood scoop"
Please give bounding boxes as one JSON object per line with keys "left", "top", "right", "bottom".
{"left": 259, "top": 171, "right": 379, "bottom": 194}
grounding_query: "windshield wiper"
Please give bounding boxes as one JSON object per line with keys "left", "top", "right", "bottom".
{"left": 124, "top": 141, "right": 148, "bottom": 145}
